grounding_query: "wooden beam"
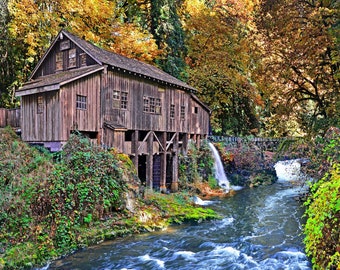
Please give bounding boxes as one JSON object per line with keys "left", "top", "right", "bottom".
{"left": 138, "top": 131, "right": 152, "bottom": 151}
{"left": 160, "top": 132, "right": 167, "bottom": 192}
{"left": 171, "top": 132, "right": 179, "bottom": 192}
{"left": 146, "top": 132, "right": 153, "bottom": 189}
{"left": 131, "top": 130, "right": 139, "bottom": 170}
{"left": 166, "top": 133, "right": 177, "bottom": 151}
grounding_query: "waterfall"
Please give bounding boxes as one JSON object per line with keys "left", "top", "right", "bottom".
{"left": 274, "top": 159, "right": 307, "bottom": 182}
{"left": 208, "top": 143, "right": 230, "bottom": 191}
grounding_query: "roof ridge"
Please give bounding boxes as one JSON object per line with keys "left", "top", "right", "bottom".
{"left": 61, "top": 29, "right": 196, "bottom": 92}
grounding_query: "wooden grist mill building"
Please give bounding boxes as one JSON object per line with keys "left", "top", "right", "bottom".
{"left": 16, "top": 30, "right": 210, "bottom": 192}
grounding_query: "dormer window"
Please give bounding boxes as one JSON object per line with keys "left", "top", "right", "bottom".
{"left": 68, "top": 49, "right": 77, "bottom": 68}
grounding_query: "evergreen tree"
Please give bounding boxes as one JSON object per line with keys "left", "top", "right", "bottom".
{"left": 150, "top": 0, "right": 188, "bottom": 80}
{"left": 0, "top": 0, "right": 18, "bottom": 107}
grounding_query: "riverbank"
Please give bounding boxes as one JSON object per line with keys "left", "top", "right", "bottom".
{"left": 0, "top": 128, "right": 221, "bottom": 269}
{"left": 1, "top": 192, "right": 220, "bottom": 269}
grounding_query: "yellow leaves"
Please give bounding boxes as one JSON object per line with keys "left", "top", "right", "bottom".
{"left": 183, "top": 0, "right": 206, "bottom": 16}
{"left": 7, "top": 0, "right": 162, "bottom": 67}
{"left": 109, "top": 23, "right": 162, "bottom": 64}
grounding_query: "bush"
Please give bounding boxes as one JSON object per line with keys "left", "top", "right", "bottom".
{"left": 304, "top": 164, "right": 340, "bottom": 269}
{"left": 178, "top": 140, "right": 215, "bottom": 189}
{"left": 0, "top": 131, "right": 130, "bottom": 265}
{"left": 303, "top": 128, "right": 340, "bottom": 269}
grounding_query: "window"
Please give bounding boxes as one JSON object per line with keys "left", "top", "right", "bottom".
{"left": 180, "top": 106, "right": 185, "bottom": 120}
{"left": 56, "top": 52, "right": 63, "bottom": 71}
{"left": 193, "top": 106, "right": 198, "bottom": 114}
{"left": 37, "top": 96, "right": 43, "bottom": 114}
{"left": 68, "top": 48, "right": 77, "bottom": 68}
{"left": 170, "top": 104, "right": 175, "bottom": 118}
{"left": 143, "top": 97, "right": 149, "bottom": 112}
{"left": 80, "top": 53, "right": 87, "bottom": 67}
{"left": 112, "top": 90, "right": 128, "bottom": 109}
{"left": 155, "top": 98, "right": 161, "bottom": 114}
{"left": 143, "top": 96, "right": 161, "bottom": 114}
{"left": 150, "top": 97, "right": 156, "bottom": 113}
{"left": 113, "top": 90, "right": 120, "bottom": 108}
{"left": 121, "top": 92, "right": 128, "bottom": 109}
{"left": 76, "top": 95, "right": 87, "bottom": 110}
{"left": 60, "top": 40, "right": 70, "bottom": 51}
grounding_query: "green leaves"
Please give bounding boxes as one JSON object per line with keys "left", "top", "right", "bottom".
{"left": 0, "top": 130, "right": 130, "bottom": 264}
{"left": 303, "top": 136, "right": 340, "bottom": 269}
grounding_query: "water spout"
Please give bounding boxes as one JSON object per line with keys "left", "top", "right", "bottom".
{"left": 208, "top": 143, "right": 230, "bottom": 191}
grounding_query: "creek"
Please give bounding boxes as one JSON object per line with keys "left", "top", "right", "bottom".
{"left": 45, "top": 159, "right": 311, "bottom": 270}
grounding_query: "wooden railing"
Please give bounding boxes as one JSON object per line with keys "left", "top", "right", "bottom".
{"left": 0, "top": 108, "right": 21, "bottom": 128}
{"left": 208, "top": 136, "right": 294, "bottom": 151}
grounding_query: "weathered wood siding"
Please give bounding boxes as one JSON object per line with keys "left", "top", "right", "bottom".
{"left": 165, "top": 89, "right": 191, "bottom": 133}
{"left": 0, "top": 108, "right": 21, "bottom": 128}
{"left": 21, "top": 91, "right": 61, "bottom": 142}
{"left": 33, "top": 37, "right": 97, "bottom": 79}
{"left": 60, "top": 72, "right": 101, "bottom": 141}
{"left": 0, "top": 109, "right": 6, "bottom": 127}
{"left": 102, "top": 70, "right": 210, "bottom": 136}
{"left": 189, "top": 98, "right": 210, "bottom": 135}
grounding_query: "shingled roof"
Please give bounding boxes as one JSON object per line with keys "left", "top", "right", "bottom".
{"left": 29, "top": 30, "right": 196, "bottom": 93}
{"left": 17, "top": 65, "right": 104, "bottom": 96}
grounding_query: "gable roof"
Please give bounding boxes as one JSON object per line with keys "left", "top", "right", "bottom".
{"left": 30, "top": 29, "right": 196, "bottom": 93}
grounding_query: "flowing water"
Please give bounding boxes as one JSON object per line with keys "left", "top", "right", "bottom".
{"left": 208, "top": 143, "right": 231, "bottom": 191}
{"left": 45, "top": 160, "right": 311, "bottom": 269}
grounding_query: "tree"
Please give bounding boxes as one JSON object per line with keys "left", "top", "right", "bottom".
{"left": 254, "top": 0, "right": 340, "bottom": 136}
{"left": 6, "top": 0, "right": 161, "bottom": 91}
{"left": 0, "top": 0, "right": 19, "bottom": 107}
{"left": 183, "top": 0, "right": 262, "bottom": 135}
{"left": 150, "top": 0, "right": 188, "bottom": 80}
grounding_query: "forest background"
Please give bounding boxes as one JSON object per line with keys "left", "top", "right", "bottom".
{"left": 0, "top": 0, "right": 339, "bottom": 138}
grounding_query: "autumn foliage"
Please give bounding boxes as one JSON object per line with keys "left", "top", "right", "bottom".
{"left": 1, "top": 0, "right": 338, "bottom": 137}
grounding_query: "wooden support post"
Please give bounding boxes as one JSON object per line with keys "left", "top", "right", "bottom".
{"left": 131, "top": 130, "right": 139, "bottom": 171}
{"left": 196, "top": 134, "right": 201, "bottom": 149}
{"left": 160, "top": 132, "right": 167, "bottom": 193}
{"left": 171, "top": 132, "right": 179, "bottom": 192}
{"left": 146, "top": 132, "right": 153, "bottom": 189}
{"left": 182, "top": 133, "right": 188, "bottom": 154}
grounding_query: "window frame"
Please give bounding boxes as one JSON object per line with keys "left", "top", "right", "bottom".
{"left": 76, "top": 95, "right": 87, "bottom": 110}
{"left": 68, "top": 48, "right": 77, "bottom": 68}
{"left": 143, "top": 96, "right": 162, "bottom": 115}
{"left": 56, "top": 52, "right": 63, "bottom": 71}
{"left": 170, "top": 104, "right": 175, "bottom": 119}
{"left": 180, "top": 105, "right": 186, "bottom": 120}
{"left": 112, "top": 90, "right": 128, "bottom": 110}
